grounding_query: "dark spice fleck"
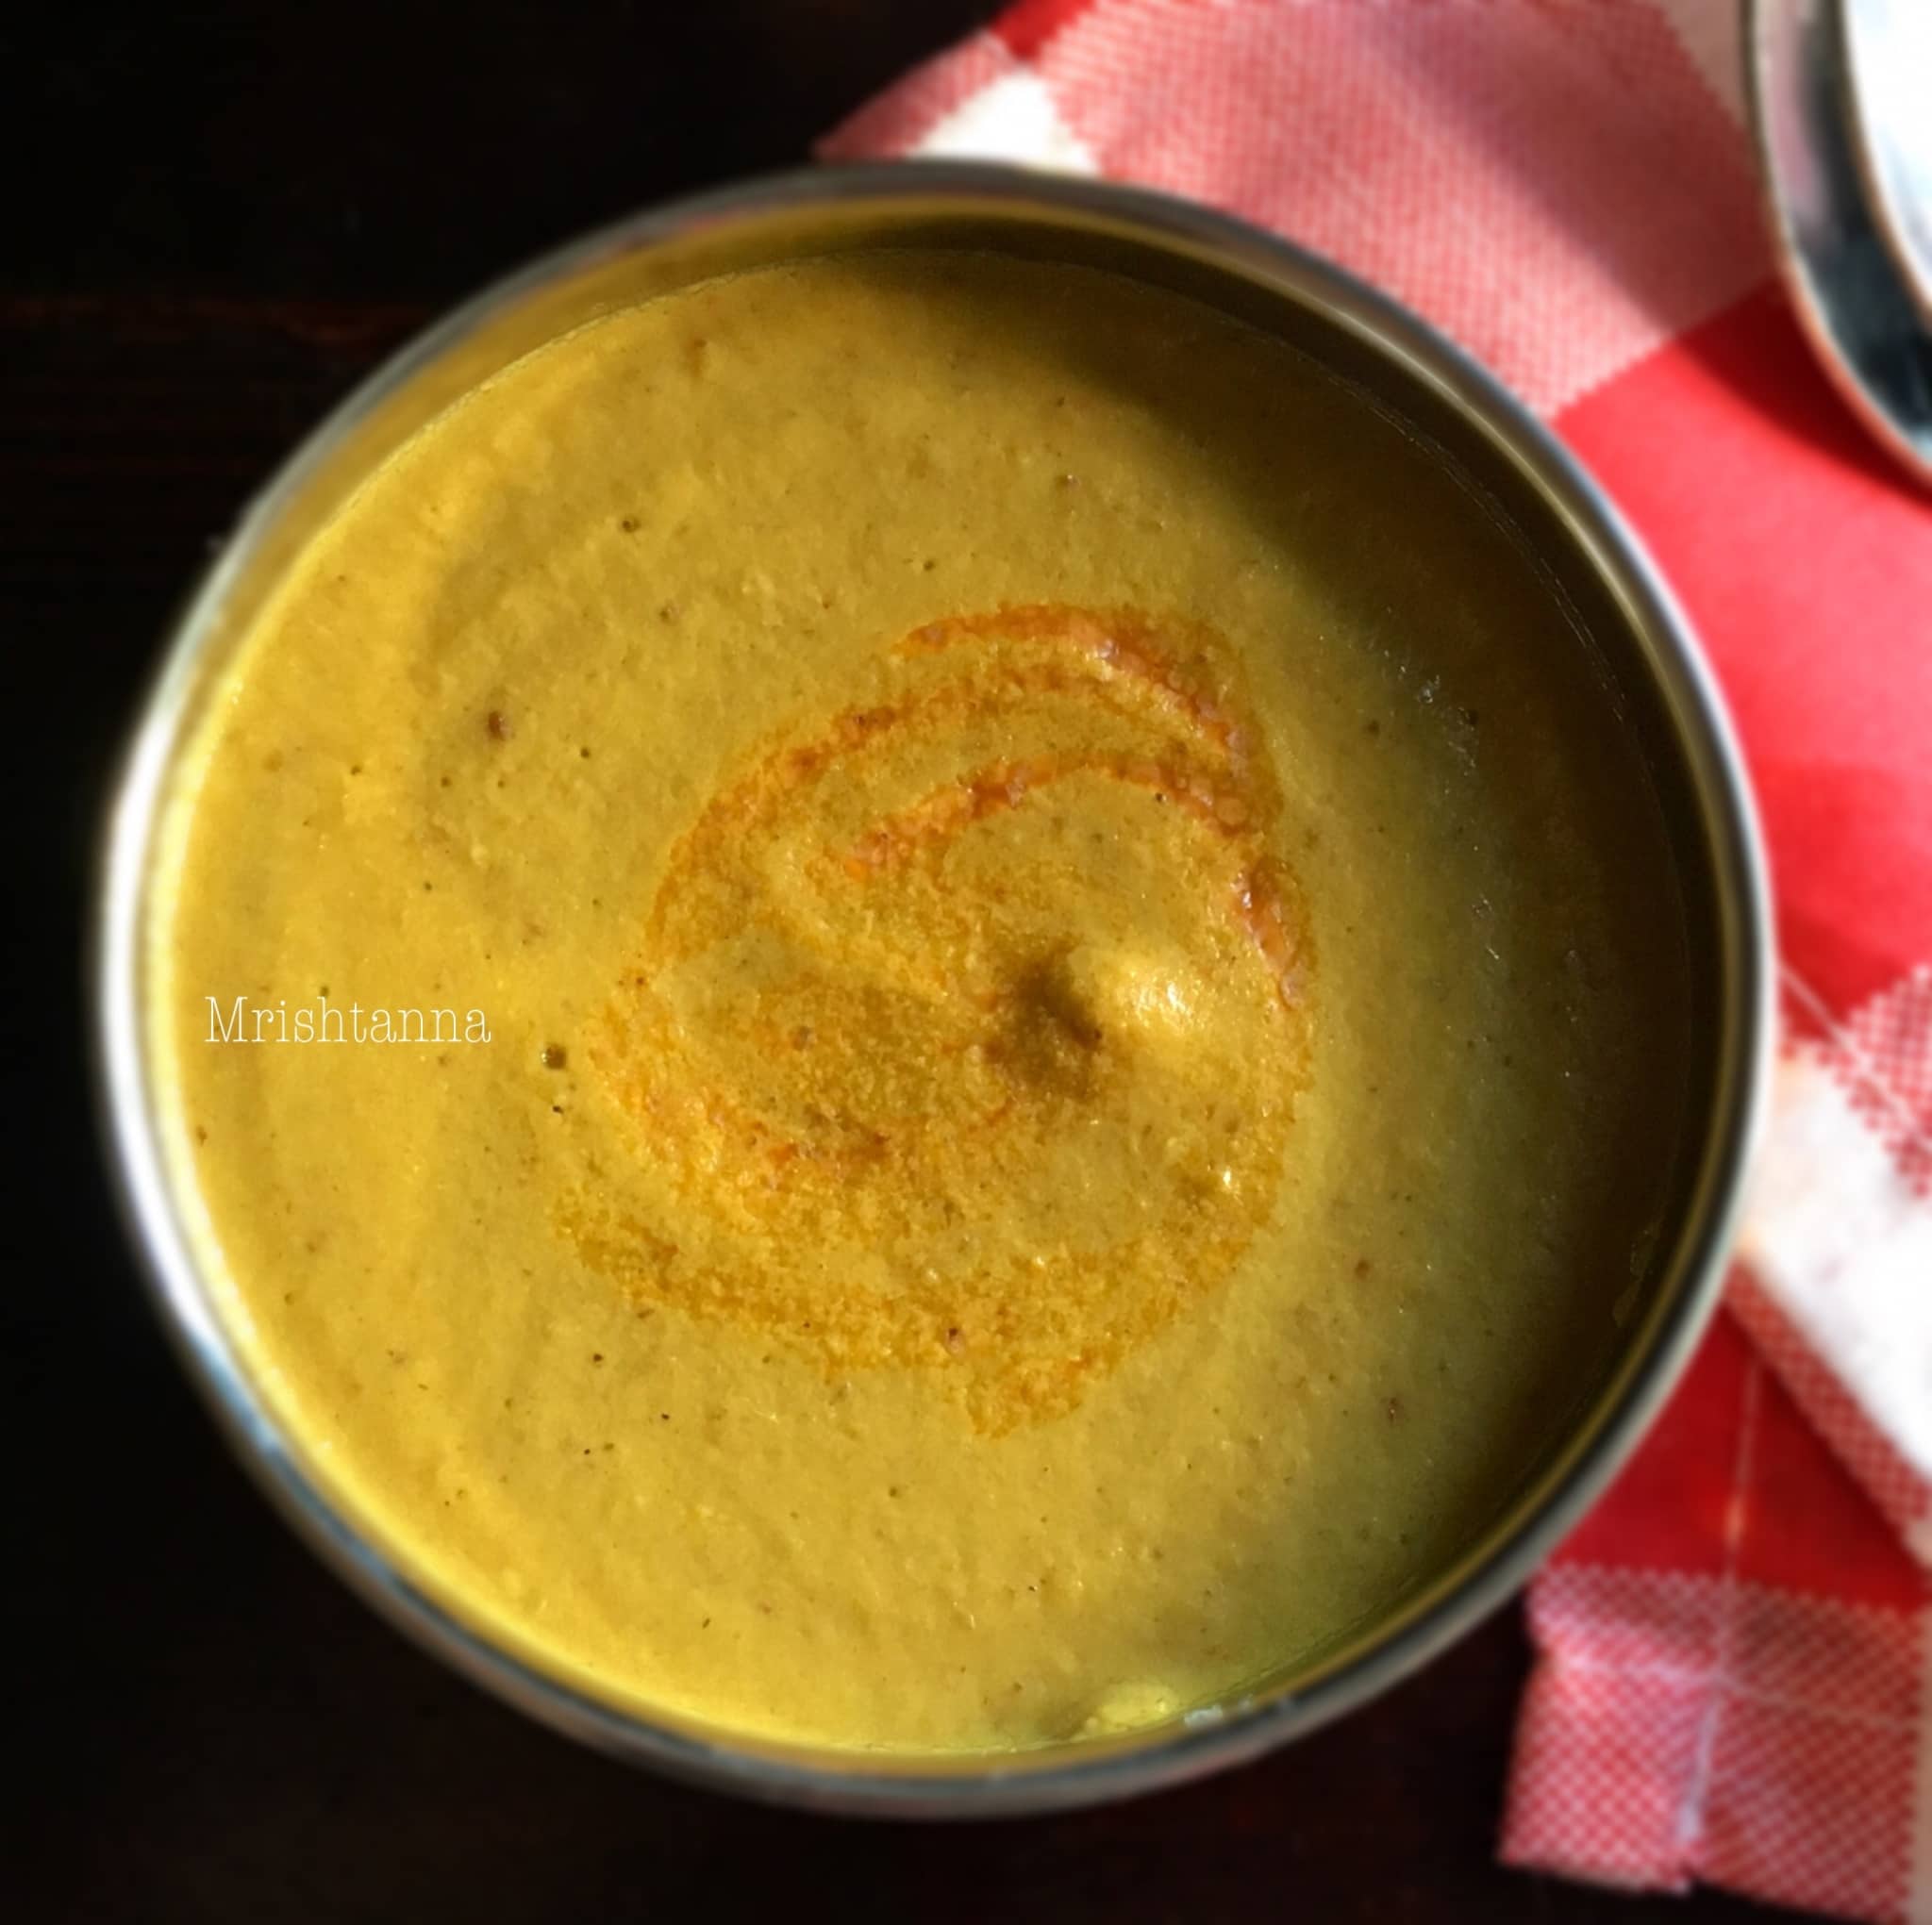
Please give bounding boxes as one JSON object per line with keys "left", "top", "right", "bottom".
{"left": 1354, "top": 1257, "right": 1372, "bottom": 1278}
{"left": 486, "top": 709, "right": 511, "bottom": 740}
{"left": 620, "top": 516, "right": 639, "bottom": 534}
{"left": 541, "top": 1044, "right": 567, "bottom": 1070}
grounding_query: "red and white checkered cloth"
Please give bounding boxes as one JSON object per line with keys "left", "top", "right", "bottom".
{"left": 824, "top": 3, "right": 1932, "bottom": 1916}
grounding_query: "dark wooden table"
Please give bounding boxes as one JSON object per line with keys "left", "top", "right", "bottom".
{"left": 8, "top": 7, "right": 1803, "bottom": 1917}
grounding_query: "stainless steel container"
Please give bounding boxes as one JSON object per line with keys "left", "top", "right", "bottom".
{"left": 1747, "top": 0, "right": 1932, "bottom": 485}
{"left": 94, "top": 162, "right": 1774, "bottom": 1817}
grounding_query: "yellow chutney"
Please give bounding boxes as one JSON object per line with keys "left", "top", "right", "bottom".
{"left": 153, "top": 252, "right": 1691, "bottom": 1752}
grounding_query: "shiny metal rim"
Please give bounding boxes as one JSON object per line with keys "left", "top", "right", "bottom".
{"left": 93, "top": 160, "right": 1774, "bottom": 1817}
{"left": 1837, "top": 0, "right": 1932, "bottom": 336}
{"left": 1745, "top": 0, "right": 1932, "bottom": 487}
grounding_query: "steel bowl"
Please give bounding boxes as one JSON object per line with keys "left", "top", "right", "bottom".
{"left": 94, "top": 161, "right": 1774, "bottom": 1817}
{"left": 1746, "top": 0, "right": 1932, "bottom": 485}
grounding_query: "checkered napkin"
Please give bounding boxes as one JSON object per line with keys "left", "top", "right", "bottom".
{"left": 824, "top": 3, "right": 1932, "bottom": 1915}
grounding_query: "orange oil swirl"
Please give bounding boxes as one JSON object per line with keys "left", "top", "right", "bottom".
{"left": 565, "top": 606, "right": 1314, "bottom": 1430}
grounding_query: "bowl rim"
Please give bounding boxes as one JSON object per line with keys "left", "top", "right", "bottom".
{"left": 1743, "top": 0, "right": 1932, "bottom": 487}
{"left": 92, "top": 158, "right": 1775, "bottom": 1817}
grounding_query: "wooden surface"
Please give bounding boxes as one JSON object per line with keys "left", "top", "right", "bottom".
{"left": 8, "top": 6, "right": 1803, "bottom": 1918}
